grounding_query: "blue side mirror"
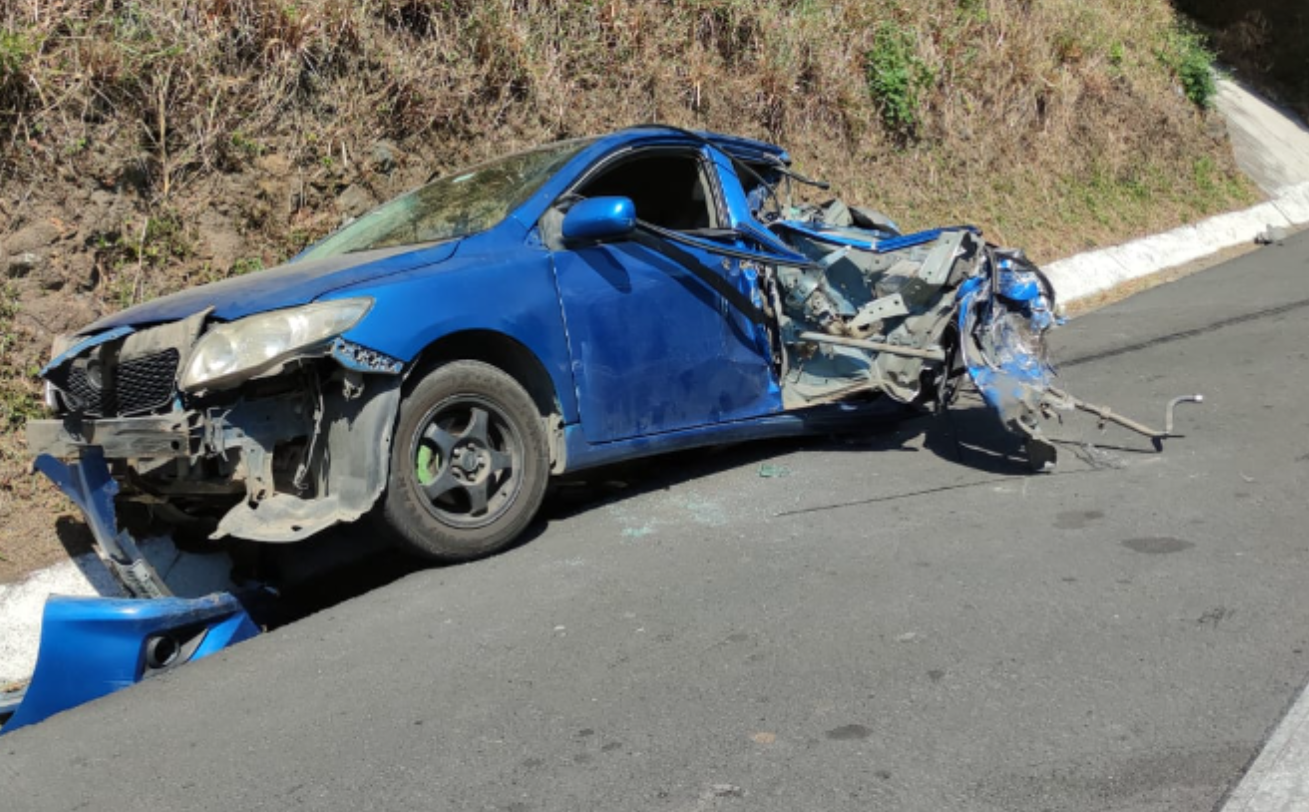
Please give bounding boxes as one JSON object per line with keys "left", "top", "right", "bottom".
{"left": 562, "top": 196, "right": 637, "bottom": 244}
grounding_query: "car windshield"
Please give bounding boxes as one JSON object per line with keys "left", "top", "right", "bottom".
{"left": 298, "top": 138, "right": 593, "bottom": 261}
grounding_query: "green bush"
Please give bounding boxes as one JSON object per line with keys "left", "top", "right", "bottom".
{"left": 0, "top": 285, "right": 41, "bottom": 432}
{"left": 0, "top": 29, "right": 32, "bottom": 80}
{"left": 1160, "top": 23, "right": 1217, "bottom": 109}
{"left": 865, "top": 23, "right": 934, "bottom": 138}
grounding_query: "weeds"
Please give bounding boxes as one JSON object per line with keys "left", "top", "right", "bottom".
{"left": 0, "top": 286, "right": 42, "bottom": 433}
{"left": 0, "top": 285, "right": 19, "bottom": 358}
{"left": 231, "top": 257, "right": 265, "bottom": 275}
{"left": 0, "top": 28, "right": 33, "bottom": 81}
{"left": 1159, "top": 22, "right": 1217, "bottom": 109}
{"left": 0, "top": 2, "right": 1247, "bottom": 222}
{"left": 1174, "top": 0, "right": 1308, "bottom": 121}
{"left": 865, "top": 23, "right": 934, "bottom": 139}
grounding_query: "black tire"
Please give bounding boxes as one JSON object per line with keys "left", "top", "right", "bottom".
{"left": 379, "top": 360, "right": 550, "bottom": 562}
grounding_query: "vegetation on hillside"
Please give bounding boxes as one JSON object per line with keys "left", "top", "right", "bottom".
{"left": 0, "top": 0, "right": 1255, "bottom": 579}
{"left": 1172, "top": 0, "right": 1309, "bottom": 120}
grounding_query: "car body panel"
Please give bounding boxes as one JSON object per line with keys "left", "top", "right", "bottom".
{"left": 552, "top": 238, "right": 779, "bottom": 443}
{"left": 0, "top": 593, "right": 260, "bottom": 735}
{"left": 324, "top": 222, "right": 582, "bottom": 427}
{"left": 558, "top": 398, "right": 900, "bottom": 473}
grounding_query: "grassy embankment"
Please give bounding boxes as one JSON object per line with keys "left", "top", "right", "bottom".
{"left": 0, "top": 0, "right": 1255, "bottom": 578}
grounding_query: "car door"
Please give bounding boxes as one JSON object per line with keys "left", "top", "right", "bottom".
{"left": 548, "top": 146, "right": 780, "bottom": 443}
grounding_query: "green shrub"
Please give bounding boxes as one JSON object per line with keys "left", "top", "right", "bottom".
{"left": 0, "top": 285, "right": 42, "bottom": 432}
{"left": 865, "top": 23, "right": 934, "bottom": 138}
{"left": 231, "top": 257, "right": 265, "bottom": 276}
{"left": 1160, "top": 23, "right": 1217, "bottom": 109}
{"left": 0, "top": 29, "right": 33, "bottom": 80}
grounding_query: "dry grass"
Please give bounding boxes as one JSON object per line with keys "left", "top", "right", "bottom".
{"left": 0, "top": 1, "right": 1254, "bottom": 249}
{"left": 0, "top": 0, "right": 1257, "bottom": 579}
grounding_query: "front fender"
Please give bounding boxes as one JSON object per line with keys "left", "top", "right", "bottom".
{"left": 327, "top": 235, "right": 580, "bottom": 424}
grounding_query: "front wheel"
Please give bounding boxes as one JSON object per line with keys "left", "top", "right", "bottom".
{"left": 379, "top": 360, "right": 550, "bottom": 562}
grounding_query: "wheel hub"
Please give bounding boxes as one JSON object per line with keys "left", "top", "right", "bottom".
{"left": 456, "top": 446, "right": 481, "bottom": 474}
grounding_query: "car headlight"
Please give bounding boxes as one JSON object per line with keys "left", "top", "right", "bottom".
{"left": 179, "top": 298, "right": 372, "bottom": 392}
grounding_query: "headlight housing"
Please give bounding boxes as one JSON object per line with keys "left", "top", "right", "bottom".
{"left": 179, "top": 298, "right": 371, "bottom": 392}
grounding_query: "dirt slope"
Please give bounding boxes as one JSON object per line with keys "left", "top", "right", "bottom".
{"left": 0, "top": 0, "right": 1255, "bottom": 580}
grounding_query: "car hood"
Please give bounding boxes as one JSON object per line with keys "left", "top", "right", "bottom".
{"left": 79, "top": 241, "right": 460, "bottom": 334}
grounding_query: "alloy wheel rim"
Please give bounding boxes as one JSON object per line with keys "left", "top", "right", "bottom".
{"left": 410, "top": 395, "right": 524, "bottom": 530}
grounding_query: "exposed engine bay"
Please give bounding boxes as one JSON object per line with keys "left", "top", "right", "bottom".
{"left": 30, "top": 328, "right": 404, "bottom": 546}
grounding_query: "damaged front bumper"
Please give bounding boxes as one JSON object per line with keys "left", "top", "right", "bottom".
{"left": 28, "top": 376, "right": 401, "bottom": 543}
{"left": 4, "top": 328, "right": 409, "bottom": 732}
{"left": 0, "top": 448, "right": 263, "bottom": 735}
{"left": 0, "top": 592, "right": 259, "bottom": 735}
{"left": 29, "top": 329, "right": 405, "bottom": 544}
{"left": 7, "top": 332, "right": 407, "bottom": 732}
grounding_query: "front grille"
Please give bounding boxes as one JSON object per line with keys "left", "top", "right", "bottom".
{"left": 117, "top": 349, "right": 181, "bottom": 414}
{"left": 64, "top": 364, "right": 102, "bottom": 413}
{"left": 65, "top": 349, "right": 180, "bottom": 417}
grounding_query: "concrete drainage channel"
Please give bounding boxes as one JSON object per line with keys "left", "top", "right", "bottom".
{"left": 2, "top": 78, "right": 1308, "bottom": 735}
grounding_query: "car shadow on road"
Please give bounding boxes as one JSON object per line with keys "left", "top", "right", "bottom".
{"left": 539, "top": 399, "right": 1034, "bottom": 525}
{"left": 255, "top": 400, "right": 1037, "bottom": 628}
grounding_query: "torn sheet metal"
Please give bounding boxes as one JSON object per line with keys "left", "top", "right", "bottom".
{"left": 951, "top": 248, "right": 1203, "bottom": 466}
{"left": 330, "top": 337, "right": 404, "bottom": 374}
{"left": 955, "top": 250, "right": 1064, "bottom": 452}
{"left": 769, "top": 200, "right": 1199, "bottom": 468}
{"left": 771, "top": 219, "right": 985, "bottom": 409}
{"left": 0, "top": 593, "right": 258, "bottom": 735}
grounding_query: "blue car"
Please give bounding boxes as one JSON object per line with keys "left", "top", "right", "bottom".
{"left": 29, "top": 126, "right": 1072, "bottom": 570}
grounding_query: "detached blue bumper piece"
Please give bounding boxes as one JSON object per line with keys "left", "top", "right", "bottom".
{"left": 1, "top": 593, "right": 259, "bottom": 734}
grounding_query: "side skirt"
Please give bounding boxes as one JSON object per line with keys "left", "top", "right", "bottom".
{"left": 557, "top": 398, "right": 907, "bottom": 474}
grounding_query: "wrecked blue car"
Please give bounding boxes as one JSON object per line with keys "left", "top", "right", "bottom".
{"left": 28, "top": 126, "right": 1192, "bottom": 576}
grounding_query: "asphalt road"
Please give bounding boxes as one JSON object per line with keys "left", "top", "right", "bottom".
{"left": 4, "top": 234, "right": 1309, "bottom": 812}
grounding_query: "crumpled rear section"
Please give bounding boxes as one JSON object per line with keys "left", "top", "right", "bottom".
{"left": 955, "top": 248, "right": 1068, "bottom": 467}
{"left": 763, "top": 197, "right": 1080, "bottom": 467}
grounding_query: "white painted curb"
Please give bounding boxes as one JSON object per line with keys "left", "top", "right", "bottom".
{"left": 1044, "top": 181, "right": 1309, "bottom": 304}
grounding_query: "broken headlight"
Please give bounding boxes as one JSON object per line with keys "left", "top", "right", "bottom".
{"left": 179, "top": 298, "right": 371, "bottom": 392}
